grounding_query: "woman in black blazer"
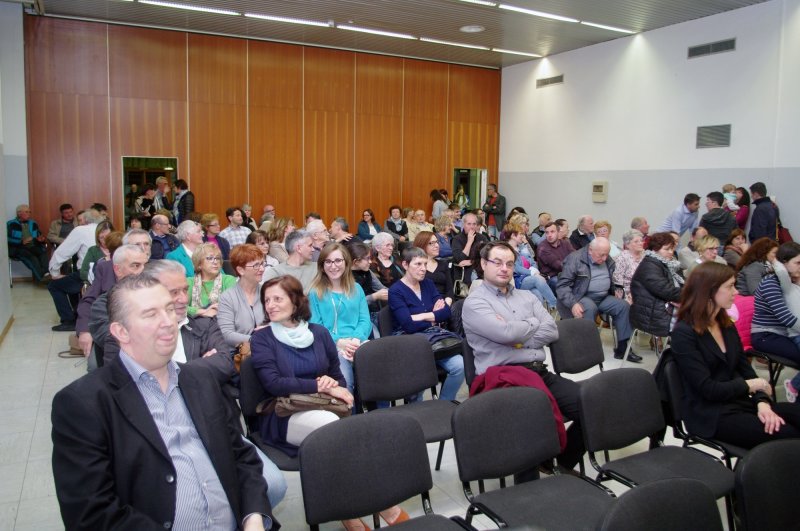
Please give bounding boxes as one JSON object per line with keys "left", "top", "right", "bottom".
{"left": 670, "top": 262, "right": 800, "bottom": 449}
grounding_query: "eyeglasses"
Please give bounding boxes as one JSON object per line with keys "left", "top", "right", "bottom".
{"left": 207, "top": 223, "right": 220, "bottom": 227}
{"left": 427, "top": 240, "right": 439, "bottom": 246}
{"left": 485, "top": 258, "right": 515, "bottom": 269}
{"left": 205, "top": 256, "right": 222, "bottom": 263}
{"left": 243, "top": 262, "right": 266, "bottom": 270}
{"left": 324, "top": 258, "right": 345, "bottom": 267}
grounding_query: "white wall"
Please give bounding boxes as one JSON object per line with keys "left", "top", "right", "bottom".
{"left": 499, "top": 0, "right": 800, "bottom": 240}
{"left": 0, "top": 9, "right": 13, "bottom": 337}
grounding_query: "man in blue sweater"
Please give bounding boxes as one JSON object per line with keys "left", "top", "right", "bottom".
{"left": 7, "top": 204, "right": 49, "bottom": 282}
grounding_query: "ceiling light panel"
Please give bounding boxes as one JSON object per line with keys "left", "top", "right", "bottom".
{"left": 580, "top": 21, "right": 636, "bottom": 34}
{"left": 421, "top": 37, "right": 490, "bottom": 50}
{"left": 497, "top": 3, "right": 578, "bottom": 23}
{"left": 337, "top": 25, "right": 417, "bottom": 40}
{"left": 244, "top": 13, "right": 332, "bottom": 28}
{"left": 492, "top": 48, "right": 541, "bottom": 57}
{"left": 138, "top": 0, "right": 239, "bottom": 16}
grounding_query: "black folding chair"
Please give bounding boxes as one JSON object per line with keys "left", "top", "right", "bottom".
{"left": 451, "top": 387, "right": 614, "bottom": 528}
{"left": 579, "top": 368, "right": 735, "bottom": 530}
{"left": 354, "top": 335, "right": 458, "bottom": 471}
{"left": 300, "top": 412, "right": 473, "bottom": 530}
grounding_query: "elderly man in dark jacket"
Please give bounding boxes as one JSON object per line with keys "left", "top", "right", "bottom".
{"left": 556, "top": 238, "right": 639, "bottom": 362}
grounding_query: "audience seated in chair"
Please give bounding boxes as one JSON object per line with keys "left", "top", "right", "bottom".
{"left": 166, "top": 220, "right": 204, "bottom": 277}
{"left": 262, "top": 230, "right": 317, "bottom": 294}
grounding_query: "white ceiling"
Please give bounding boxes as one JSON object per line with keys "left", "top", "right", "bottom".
{"left": 30, "top": 0, "right": 768, "bottom": 68}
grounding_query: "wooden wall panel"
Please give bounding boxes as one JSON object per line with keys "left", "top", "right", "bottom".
{"left": 24, "top": 18, "right": 501, "bottom": 230}
{"left": 447, "top": 65, "right": 501, "bottom": 185}
{"left": 303, "top": 48, "right": 355, "bottom": 224}
{"left": 402, "top": 59, "right": 449, "bottom": 212}
{"left": 354, "top": 54, "right": 403, "bottom": 228}
{"left": 25, "top": 17, "right": 110, "bottom": 223}
{"left": 188, "top": 34, "right": 247, "bottom": 217}
{"left": 108, "top": 26, "right": 187, "bottom": 228}
{"left": 248, "top": 41, "right": 303, "bottom": 224}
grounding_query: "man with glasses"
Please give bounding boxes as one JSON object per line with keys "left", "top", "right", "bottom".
{"left": 149, "top": 214, "right": 179, "bottom": 260}
{"left": 463, "top": 241, "right": 585, "bottom": 473}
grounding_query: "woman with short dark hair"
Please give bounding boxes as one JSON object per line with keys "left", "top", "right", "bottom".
{"left": 630, "top": 232, "right": 684, "bottom": 338}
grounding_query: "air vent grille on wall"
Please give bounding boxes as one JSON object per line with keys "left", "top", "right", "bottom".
{"left": 688, "top": 38, "right": 736, "bottom": 58}
{"left": 696, "top": 124, "right": 731, "bottom": 148}
{"left": 536, "top": 74, "right": 564, "bottom": 88}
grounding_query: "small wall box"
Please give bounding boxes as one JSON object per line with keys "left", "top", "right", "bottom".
{"left": 592, "top": 181, "right": 608, "bottom": 203}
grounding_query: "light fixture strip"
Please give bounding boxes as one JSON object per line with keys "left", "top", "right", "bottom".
{"left": 244, "top": 13, "right": 331, "bottom": 28}
{"left": 337, "top": 24, "right": 417, "bottom": 40}
{"left": 497, "top": 3, "right": 578, "bottom": 23}
{"left": 492, "top": 48, "right": 541, "bottom": 57}
{"left": 138, "top": 0, "right": 240, "bottom": 16}
{"left": 458, "top": 0, "right": 498, "bottom": 6}
{"left": 420, "top": 37, "right": 490, "bottom": 50}
{"left": 580, "top": 21, "right": 635, "bottom": 34}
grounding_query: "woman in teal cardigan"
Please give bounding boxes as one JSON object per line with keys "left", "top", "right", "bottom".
{"left": 186, "top": 242, "right": 237, "bottom": 317}
{"left": 308, "top": 243, "right": 371, "bottom": 393}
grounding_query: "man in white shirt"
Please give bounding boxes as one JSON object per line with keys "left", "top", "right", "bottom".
{"left": 47, "top": 208, "right": 104, "bottom": 331}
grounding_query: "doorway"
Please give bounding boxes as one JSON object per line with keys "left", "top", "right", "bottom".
{"left": 122, "top": 156, "right": 178, "bottom": 229}
{"left": 452, "top": 168, "right": 487, "bottom": 212}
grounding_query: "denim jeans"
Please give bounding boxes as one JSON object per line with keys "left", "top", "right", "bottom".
{"left": 47, "top": 271, "right": 82, "bottom": 324}
{"left": 436, "top": 354, "right": 465, "bottom": 401}
{"left": 520, "top": 274, "right": 557, "bottom": 307}
{"left": 338, "top": 353, "right": 355, "bottom": 394}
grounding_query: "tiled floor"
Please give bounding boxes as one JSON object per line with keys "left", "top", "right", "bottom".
{"left": 1, "top": 281, "right": 794, "bottom": 530}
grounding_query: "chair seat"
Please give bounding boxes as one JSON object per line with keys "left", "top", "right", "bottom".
{"left": 392, "top": 514, "right": 469, "bottom": 530}
{"left": 249, "top": 433, "right": 300, "bottom": 471}
{"left": 371, "top": 401, "right": 456, "bottom": 442}
{"left": 472, "top": 475, "right": 613, "bottom": 529}
{"left": 600, "top": 446, "right": 733, "bottom": 497}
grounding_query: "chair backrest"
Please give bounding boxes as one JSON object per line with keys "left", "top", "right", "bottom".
{"left": 462, "top": 341, "right": 476, "bottom": 388}
{"left": 299, "top": 412, "right": 432, "bottom": 525}
{"left": 735, "top": 439, "right": 800, "bottom": 530}
{"left": 659, "top": 349, "right": 685, "bottom": 427}
{"left": 549, "top": 318, "right": 605, "bottom": 374}
{"left": 222, "top": 259, "right": 236, "bottom": 276}
{"left": 578, "top": 368, "right": 665, "bottom": 452}
{"left": 238, "top": 356, "right": 266, "bottom": 418}
{"left": 378, "top": 305, "right": 394, "bottom": 337}
{"left": 599, "top": 478, "right": 723, "bottom": 531}
{"left": 354, "top": 335, "right": 439, "bottom": 401}
{"left": 451, "top": 387, "right": 561, "bottom": 482}
{"left": 448, "top": 298, "right": 465, "bottom": 337}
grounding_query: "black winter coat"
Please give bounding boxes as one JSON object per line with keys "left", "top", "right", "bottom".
{"left": 630, "top": 256, "right": 683, "bottom": 336}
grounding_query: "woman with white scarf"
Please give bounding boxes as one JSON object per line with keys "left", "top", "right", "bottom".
{"left": 629, "top": 232, "right": 685, "bottom": 338}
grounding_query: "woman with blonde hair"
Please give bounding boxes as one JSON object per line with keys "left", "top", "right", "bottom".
{"left": 594, "top": 220, "right": 621, "bottom": 258}
{"left": 308, "top": 243, "right": 371, "bottom": 393}
{"left": 687, "top": 235, "right": 726, "bottom": 274}
{"left": 266, "top": 217, "right": 295, "bottom": 264}
{"left": 186, "top": 242, "right": 237, "bottom": 317}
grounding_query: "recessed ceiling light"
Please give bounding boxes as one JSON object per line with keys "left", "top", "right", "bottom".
{"left": 498, "top": 3, "right": 578, "bottom": 23}
{"left": 492, "top": 48, "right": 542, "bottom": 58}
{"left": 139, "top": 0, "right": 239, "bottom": 16}
{"left": 421, "top": 38, "right": 490, "bottom": 51}
{"left": 580, "top": 21, "right": 636, "bottom": 34}
{"left": 245, "top": 13, "right": 332, "bottom": 28}
{"left": 337, "top": 24, "right": 417, "bottom": 40}
{"left": 460, "top": 25, "right": 485, "bottom": 33}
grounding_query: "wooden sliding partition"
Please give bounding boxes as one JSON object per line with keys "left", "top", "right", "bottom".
{"left": 24, "top": 16, "right": 500, "bottom": 228}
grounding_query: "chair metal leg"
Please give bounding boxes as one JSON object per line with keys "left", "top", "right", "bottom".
{"left": 619, "top": 329, "right": 640, "bottom": 368}
{"left": 435, "top": 440, "right": 445, "bottom": 471}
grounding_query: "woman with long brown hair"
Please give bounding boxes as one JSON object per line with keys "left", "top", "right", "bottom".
{"left": 670, "top": 262, "right": 800, "bottom": 448}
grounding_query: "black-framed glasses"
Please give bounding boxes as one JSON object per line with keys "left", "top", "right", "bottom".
{"left": 324, "top": 258, "right": 345, "bottom": 267}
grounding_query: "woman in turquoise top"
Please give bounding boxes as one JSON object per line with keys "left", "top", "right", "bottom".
{"left": 186, "top": 242, "right": 237, "bottom": 318}
{"left": 308, "top": 242, "right": 371, "bottom": 393}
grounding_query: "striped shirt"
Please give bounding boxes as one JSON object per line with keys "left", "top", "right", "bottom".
{"left": 119, "top": 351, "right": 237, "bottom": 531}
{"left": 752, "top": 275, "right": 798, "bottom": 334}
